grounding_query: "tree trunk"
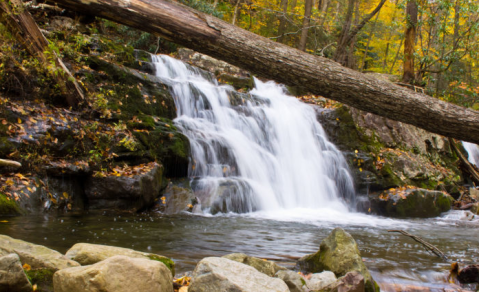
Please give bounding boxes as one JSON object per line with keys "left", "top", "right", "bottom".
{"left": 402, "top": 0, "right": 418, "bottom": 84}
{"left": 0, "top": 0, "right": 84, "bottom": 107}
{"left": 297, "top": 0, "right": 313, "bottom": 51}
{"left": 277, "top": 0, "right": 289, "bottom": 43}
{"left": 49, "top": 0, "right": 479, "bottom": 144}
{"left": 232, "top": 0, "right": 242, "bottom": 25}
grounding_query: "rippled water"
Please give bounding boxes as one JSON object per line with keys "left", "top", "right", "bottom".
{"left": 1, "top": 210, "right": 478, "bottom": 291}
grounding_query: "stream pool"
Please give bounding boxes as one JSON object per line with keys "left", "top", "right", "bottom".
{"left": 1, "top": 209, "right": 478, "bottom": 291}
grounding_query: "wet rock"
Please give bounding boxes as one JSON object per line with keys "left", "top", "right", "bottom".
{"left": 84, "top": 162, "right": 163, "bottom": 211}
{"left": 369, "top": 188, "right": 454, "bottom": 218}
{"left": 306, "top": 271, "right": 337, "bottom": 291}
{"left": 471, "top": 203, "right": 479, "bottom": 215}
{"left": 53, "top": 255, "right": 173, "bottom": 292}
{"left": 217, "top": 73, "right": 254, "bottom": 90}
{"left": 162, "top": 185, "right": 198, "bottom": 214}
{"left": 222, "top": 253, "right": 286, "bottom": 277}
{"left": 275, "top": 270, "right": 308, "bottom": 292}
{"left": 0, "top": 192, "right": 22, "bottom": 216}
{"left": 297, "top": 228, "right": 378, "bottom": 292}
{"left": 319, "top": 271, "right": 365, "bottom": 292}
{"left": 458, "top": 264, "right": 479, "bottom": 284}
{"left": 0, "top": 253, "right": 33, "bottom": 292}
{"left": 189, "top": 257, "right": 289, "bottom": 292}
{"left": 65, "top": 243, "right": 174, "bottom": 276}
{"left": 0, "top": 235, "right": 79, "bottom": 271}
{"left": 178, "top": 48, "right": 248, "bottom": 77}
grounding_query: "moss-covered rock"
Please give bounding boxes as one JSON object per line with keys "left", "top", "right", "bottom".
{"left": 222, "top": 253, "right": 286, "bottom": 277}
{"left": 0, "top": 193, "right": 21, "bottom": 216}
{"left": 297, "top": 228, "right": 378, "bottom": 292}
{"left": 369, "top": 188, "right": 454, "bottom": 218}
{"left": 25, "top": 268, "right": 55, "bottom": 292}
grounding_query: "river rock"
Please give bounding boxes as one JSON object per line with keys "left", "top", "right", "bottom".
{"left": 470, "top": 202, "right": 479, "bottom": 215}
{"left": 222, "top": 253, "right": 286, "bottom": 277}
{"left": 84, "top": 162, "right": 163, "bottom": 211}
{"left": 297, "top": 228, "right": 378, "bottom": 292}
{"left": 369, "top": 188, "right": 454, "bottom": 218}
{"left": 162, "top": 185, "right": 198, "bottom": 214}
{"left": 0, "top": 235, "right": 79, "bottom": 271}
{"left": 319, "top": 271, "right": 365, "bottom": 292}
{"left": 53, "top": 255, "right": 173, "bottom": 292}
{"left": 306, "top": 271, "right": 337, "bottom": 291}
{"left": 275, "top": 270, "right": 308, "bottom": 292}
{"left": 65, "top": 243, "right": 174, "bottom": 275}
{"left": 189, "top": 257, "right": 289, "bottom": 292}
{"left": 0, "top": 253, "right": 33, "bottom": 292}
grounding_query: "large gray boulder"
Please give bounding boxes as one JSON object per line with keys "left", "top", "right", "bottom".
{"left": 0, "top": 253, "right": 33, "bottom": 292}
{"left": 0, "top": 235, "right": 79, "bottom": 271}
{"left": 222, "top": 253, "right": 286, "bottom": 277}
{"left": 53, "top": 255, "right": 173, "bottom": 292}
{"left": 297, "top": 228, "right": 378, "bottom": 292}
{"left": 369, "top": 188, "right": 454, "bottom": 218}
{"left": 65, "top": 243, "right": 174, "bottom": 275}
{"left": 189, "top": 257, "right": 289, "bottom": 292}
{"left": 84, "top": 162, "right": 164, "bottom": 211}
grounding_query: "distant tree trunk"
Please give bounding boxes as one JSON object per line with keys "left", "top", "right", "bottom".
{"left": 277, "top": 0, "right": 289, "bottom": 43}
{"left": 232, "top": 0, "right": 242, "bottom": 25}
{"left": 402, "top": 0, "right": 418, "bottom": 84}
{"left": 298, "top": 0, "right": 313, "bottom": 51}
{"left": 0, "top": 0, "right": 84, "bottom": 107}
{"left": 360, "top": 11, "right": 380, "bottom": 71}
{"left": 334, "top": 0, "right": 386, "bottom": 67}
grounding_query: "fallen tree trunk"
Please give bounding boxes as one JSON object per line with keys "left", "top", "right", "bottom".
{"left": 0, "top": 0, "right": 84, "bottom": 107}
{"left": 49, "top": 0, "right": 479, "bottom": 144}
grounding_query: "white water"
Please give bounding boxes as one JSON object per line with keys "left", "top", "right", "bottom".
{"left": 152, "top": 55, "right": 355, "bottom": 214}
{"left": 462, "top": 141, "right": 479, "bottom": 166}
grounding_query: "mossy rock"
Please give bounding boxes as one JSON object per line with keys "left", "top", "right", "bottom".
{"left": 297, "top": 228, "right": 378, "bottom": 292}
{"left": 222, "top": 253, "right": 286, "bottom": 277}
{"left": 0, "top": 137, "right": 15, "bottom": 157}
{"left": 25, "top": 268, "right": 55, "bottom": 292}
{"left": 0, "top": 192, "right": 21, "bottom": 216}
{"left": 217, "top": 73, "right": 254, "bottom": 91}
{"left": 369, "top": 188, "right": 454, "bottom": 218}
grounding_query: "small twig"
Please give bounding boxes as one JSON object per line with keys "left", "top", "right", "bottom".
{"left": 388, "top": 230, "right": 449, "bottom": 262}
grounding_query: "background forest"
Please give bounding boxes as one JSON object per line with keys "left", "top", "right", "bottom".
{"left": 165, "top": 0, "right": 479, "bottom": 108}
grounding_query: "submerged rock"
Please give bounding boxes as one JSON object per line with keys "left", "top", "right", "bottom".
{"left": 189, "top": 257, "right": 289, "bottom": 292}
{"left": 297, "top": 228, "right": 378, "bottom": 292}
{"left": 369, "top": 188, "right": 454, "bottom": 218}
{"left": 65, "top": 243, "right": 174, "bottom": 276}
{"left": 222, "top": 253, "right": 286, "bottom": 277}
{"left": 0, "top": 253, "right": 33, "bottom": 292}
{"left": 84, "top": 162, "right": 164, "bottom": 211}
{"left": 53, "top": 255, "right": 173, "bottom": 292}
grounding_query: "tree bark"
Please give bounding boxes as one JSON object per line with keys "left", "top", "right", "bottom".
{"left": 0, "top": 0, "right": 85, "bottom": 107}
{"left": 48, "top": 0, "right": 479, "bottom": 144}
{"left": 402, "top": 0, "right": 418, "bottom": 84}
{"left": 297, "top": 0, "right": 313, "bottom": 51}
{"left": 277, "top": 0, "right": 289, "bottom": 43}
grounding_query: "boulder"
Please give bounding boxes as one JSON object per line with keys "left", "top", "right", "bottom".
{"left": 53, "top": 255, "right": 173, "bottom": 292}
{"left": 306, "top": 271, "right": 337, "bottom": 291}
{"left": 0, "top": 235, "right": 79, "bottom": 271}
{"left": 319, "top": 271, "right": 365, "bottom": 292}
{"left": 189, "top": 257, "right": 289, "bottom": 292}
{"left": 275, "top": 270, "right": 308, "bottom": 292}
{"left": 369, "top": 188, "right": 454, "bottom": 218}
{"left": 0, "top": 253, "right": 33, "bottom": 292}
{"left": 84, "top": 162, "right": 164, "bottom": 211}
{"left": 297, "top": 228, "right": 378, "bottom": 292}
{"left": 222, "top": 253, "right": 286, "bottom": 277}
{"left": 65, "top": 243, "right": 174, "bottom": 275}
{"left": 162, "top": 185, "right": 198, "bottom": 214}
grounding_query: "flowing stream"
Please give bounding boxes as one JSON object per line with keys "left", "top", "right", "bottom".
{"left": 1, "top": 55, "right": 478, "bottom": 291}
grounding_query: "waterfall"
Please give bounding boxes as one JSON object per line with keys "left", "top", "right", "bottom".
{"left": 462, "top": 141, "right": 479, "bottom": 166}
{"left": 152, "top": 55, "right": 355, "bottom": 214}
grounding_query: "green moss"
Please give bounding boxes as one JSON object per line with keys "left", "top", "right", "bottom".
{"left": 147, "top": 254, "right": 175, "bottom": 276}
{"left": 0, "top": 193, "right": 21, "bottom": 216}
{"left": 25, "top": 268, "right": 55, "bottom": 292}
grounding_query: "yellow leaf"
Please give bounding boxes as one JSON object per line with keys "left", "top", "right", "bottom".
{"left": 33, "top": 284, "right": 38, "bottom": 291}
{"left": 23, "top": 263, "right": 31, "bottom": 271}
{"left": 63, "top": 192, "right": 69, "bottom": 199}
{"left": 17, "top": 118, "right": 22, "bottom": 124}
{"left": 0, "top": 220, "right": 8, "bottom": 223}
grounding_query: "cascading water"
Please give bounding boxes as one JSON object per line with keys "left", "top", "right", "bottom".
{"left": 462, "top": 141, "right": 479, "bottom": 166}
{"left": 152, "top": 55, "right": 355, "bottom": 214}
